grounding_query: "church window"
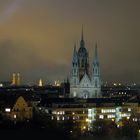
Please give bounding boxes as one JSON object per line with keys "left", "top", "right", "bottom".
{"left": 96, "top": 69, "right": 98, "bottom": 74}
{"left": 95, "top": 90, "right": 97, "bottom": 97}
{"left": 73, "top": 62, "right": 74, "bottom": 66}
{"left": 95, "top": 80, "right": 97, "bottom": 87}
{"left": 93, "top": 68, "right": 98, "bottom": 74}
{"left": 82, "top": 59, "right": 84, "bottom": 67}
{"left": 74, "top": 91, "right": 76, "bottom": 97}
{"left": 74, "top": 79, "right": 76, "bottom": 84}
{"left": 14, "top": 114, "right": 16, "bottom": 119}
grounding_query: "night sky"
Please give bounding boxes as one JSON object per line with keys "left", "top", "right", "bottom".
{"left": 0, "top": 0, "right": 140, "bottom": 85}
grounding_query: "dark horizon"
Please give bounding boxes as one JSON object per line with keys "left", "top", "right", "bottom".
{"left": 0, "top": 0, "right": 140, "bottom": 84}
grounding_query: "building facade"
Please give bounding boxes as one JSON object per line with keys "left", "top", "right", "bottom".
{"left": 38, "top": 98, "right": 140, "bottom": 132}
{"left": 70, "top": 29, "right": 101, "bottom": 98}
{"left": 4, "top": 96, "right": 32, "bottom": 121}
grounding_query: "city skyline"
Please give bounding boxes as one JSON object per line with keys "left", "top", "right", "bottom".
{"left": 0, "top": 0, "right": 140, "bottom": 84}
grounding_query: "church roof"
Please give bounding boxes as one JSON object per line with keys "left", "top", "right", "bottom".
{"left": 79, "top": 73, "right": 91, "bottom": 86}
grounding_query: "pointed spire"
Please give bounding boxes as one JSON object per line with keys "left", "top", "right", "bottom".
{"left": 72, "top": 42, "right": 78, "bottom": 63}
{"left": 73, "top": 42, "right": 77, "bottom": 56}
{"left": 93, "top": 42, "right": 99, "bottom": 65}
{"left": 95, "top": 41, "right": 98, "bottom": 59}
{"left": 80, "top": 25, "right": 85, "bottom": 48}
{"left": 81, "top": 24, "right": 83, "bottom": 41}
{"left": 74, "top": 41, "right": 76, "bottom": 50}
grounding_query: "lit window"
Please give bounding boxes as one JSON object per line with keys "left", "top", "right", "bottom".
{"left": 59, "top": 111, "right": 65, "bottom": 115}
{"left": 107, "top": 115, "right": 115, "bottom": 119}
{"left": 101, "top": 109, "right": 116, "bottom": 113}
{"left": 52, "top": 111, "right": 57, "bottom": 114}
{"left": 127, "top": 117, "right": 130, "bottom": 120}
{"left": 14, "top": 114, "right": 16, "bottom": 119}
{"left": 83, "top": 126, "right": 86, "bottom": 130}
{"left": 133, "top": 118, "right": 137, "bottom": 122}
{"left": 45, "top": 109, "right": 49, "bottom": 113}
{"left": 121, "top": 113, "right": 131, "bottom": 117}
{"left": 128, "top": 108, "right": 131, "bottom": 112}
{"left": 73, "top": 91, "right": 76, "bottom": 97}
{"left": 57, "top": 117, "right": 60, "bottom": 121}
{"left": 99, "top": 115, "right": 104, "bottom": 119}
{"left": 86, "top": 118, "right": 89, "bottom": 122}
{"left": 5, "top": 108, "right": 11, "bottom": 112}
{"left": 0, "top": 84, "right": 3, "bottom": 87}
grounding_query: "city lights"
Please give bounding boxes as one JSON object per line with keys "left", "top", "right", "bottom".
{"left": 0, "top": 1, "right": 139, "bottom": 139}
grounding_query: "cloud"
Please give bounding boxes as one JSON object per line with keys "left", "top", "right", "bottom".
{"left": 0, "top": 39, "right": 69, "bottom": 84}
{"left": 0, "top": 0, "right": 24, "bottom": 24}
{"left": 0, "top": 0, "right": 140, "bottom": 84}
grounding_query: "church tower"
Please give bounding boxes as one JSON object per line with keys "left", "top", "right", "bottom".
{"left": 78, "top": 27, "right": 89, "bottom": 80}
{"left": 70, "top": 44, "right": 79, "bottom": 97}
{"left": 70, "top": 28, "right": 102, "bottom": 99}
{"left": 70, "top": 44, "right": 79, "bottom": 86}
{"left": 92, "top": 43, "right": 101, "bottom": 97}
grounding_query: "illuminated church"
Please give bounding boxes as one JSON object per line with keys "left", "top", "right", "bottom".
{"left": 70, "top": 28, "right": 102, "bottom": 98}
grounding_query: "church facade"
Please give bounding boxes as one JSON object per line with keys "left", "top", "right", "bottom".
{"left": 70, "top": 29, "right": 102, "bottom": 98}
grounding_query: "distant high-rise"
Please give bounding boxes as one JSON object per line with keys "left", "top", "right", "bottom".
{"left": 70, "top": 28, "right": 101, "bottom": 98}
{"left": 38, "top": 79, "right": 43, "bottom": 87}
{"left": 11, "top": 73, "right": 21, "bottom": 86}
{"left": 17, "top": 73, "right": 21, "bottom": 86}
{"left": 12, "top": 73, "right": 16, "bottom": 85}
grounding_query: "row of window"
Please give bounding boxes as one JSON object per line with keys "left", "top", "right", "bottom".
{"left": 52, "top": 111, "right": 87, "bottom": 115}
{"left": 52, "top": 116, "right": 87, "bottom": 121}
